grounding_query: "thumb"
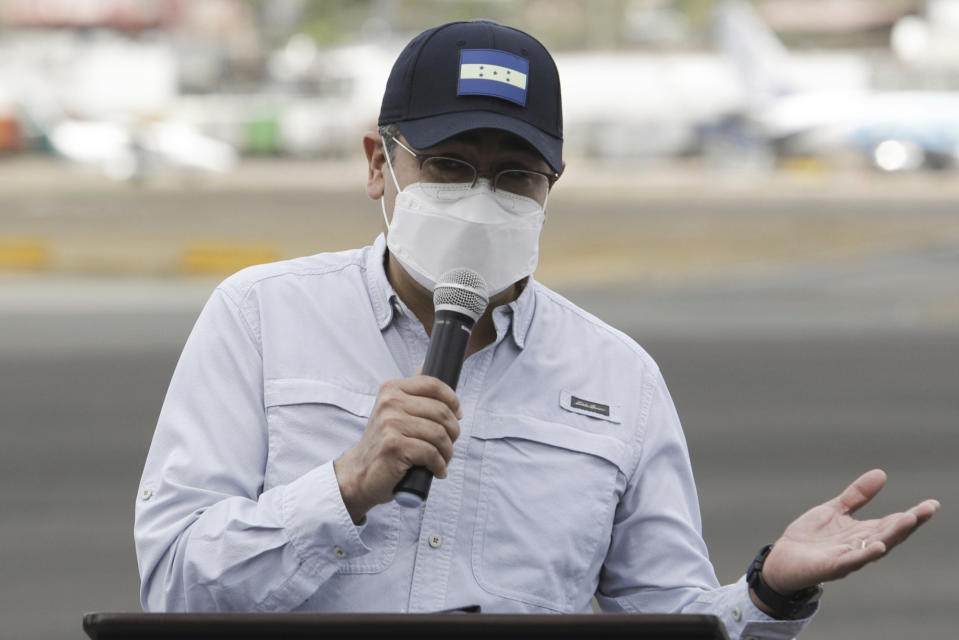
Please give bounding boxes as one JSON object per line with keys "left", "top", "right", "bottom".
{"left": 835, "top": 469, "right": 887, "bottom": 516}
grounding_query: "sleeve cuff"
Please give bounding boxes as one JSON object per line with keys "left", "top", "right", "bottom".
{"left": 735, "top": 574, "right": 819, "bottom": 640}
{"left": 280, "top": 461, "right": 371, "bottom": 574}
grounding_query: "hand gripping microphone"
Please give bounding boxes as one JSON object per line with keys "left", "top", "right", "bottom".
{"left": 393, "top": 268, "right": 489, "bottom": 508}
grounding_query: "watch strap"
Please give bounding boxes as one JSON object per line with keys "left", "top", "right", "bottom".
{"left": 746, "top": 544, "right": 823, "bottom": 619}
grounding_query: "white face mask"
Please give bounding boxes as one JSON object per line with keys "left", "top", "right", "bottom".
{"left": 380, "top": 141, "right": 546, "bottom": 296}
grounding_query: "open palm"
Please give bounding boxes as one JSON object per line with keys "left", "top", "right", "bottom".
{"left": 761, "top": 469, "right": 940, "bottom": 595}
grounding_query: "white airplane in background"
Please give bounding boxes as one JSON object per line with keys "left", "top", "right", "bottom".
{"left": 269, "top": 39, "right": 743, "bottom": 163}
{"left": 555, "top": 49, "right": 742, "bottom": 161}
{"left": 711, "top": 0, "right": 959, "bottom": 171}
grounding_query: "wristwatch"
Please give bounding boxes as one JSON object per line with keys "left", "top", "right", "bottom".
{"left": 746, "top": 544, "right": 823, "bottom": 620}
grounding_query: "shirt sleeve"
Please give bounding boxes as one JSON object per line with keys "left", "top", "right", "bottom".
{"left": 595, "top": 367, "right": 817, "bottom": 639}
{"left": 134, "top": 286, "right": 370, "bottom": 612}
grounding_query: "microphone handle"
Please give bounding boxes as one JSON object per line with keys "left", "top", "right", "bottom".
{"left": 394, "top": 310, "right": 474, "bottom": 507}
{"left": 422, "top": 312, "right": 474, "bottom": 389}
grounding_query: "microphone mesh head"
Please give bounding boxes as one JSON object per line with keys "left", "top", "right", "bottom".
{"left": 433, "top": 268, "right": 489, "bottom": 321}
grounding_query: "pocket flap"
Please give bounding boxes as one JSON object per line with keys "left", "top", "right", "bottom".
{"left": 475, "top": 412, "right": 630, "bottom": 473}
{"left": 265, "top": 378, "right": 376, "bottom": 418}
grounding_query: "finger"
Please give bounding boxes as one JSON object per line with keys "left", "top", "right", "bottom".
{"left": 874, "top": 511, "right": 919, "bottom": 550}
{"left": 399, "top": 415, "right": 455, "bottom": 463}
{"left": 398, "top": 375, "right": 463, "bottom": 420}
{"left": 403, "top": 437, "right": 451, "bottom": 479}
{"left": 835, "top": 468, "right": 887, "bottom": 515}
{"left": 828, "top": 499, "right": 940, "bottom": 580}
{"left": 876, "top": 501, "right": 940, "bottom": 551}
{"left": 908, "top": 499, "right": 941, "bottom": 526}
{"left": 399, "top": 395, "right": 462, "bottom": 442}
{"left": 837, "top": 540, "right": 888, "bottom": 576}
{"left": 845, "top": 511, "right": 919, "bottom": 563}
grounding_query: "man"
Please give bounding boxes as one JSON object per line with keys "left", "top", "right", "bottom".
{"left": 134, "top": 20, "right": 939, "bottom": 639}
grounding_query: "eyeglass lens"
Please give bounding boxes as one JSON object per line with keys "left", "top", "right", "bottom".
{"left": 421, "top": 156, "right": 549, "bottom": 202}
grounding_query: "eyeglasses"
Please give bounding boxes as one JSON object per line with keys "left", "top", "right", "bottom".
{"left": 392, "top": 136, "right": 557, "bottom": 204}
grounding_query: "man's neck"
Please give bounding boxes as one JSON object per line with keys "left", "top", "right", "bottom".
{"left": 384, "top": 253, "right": 513, "bottom": 358}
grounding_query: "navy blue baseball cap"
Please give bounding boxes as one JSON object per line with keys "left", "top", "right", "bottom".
{"left": 378, "top": 19, "right": 563, "bottom": 173}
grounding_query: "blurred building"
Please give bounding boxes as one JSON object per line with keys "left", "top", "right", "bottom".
{"left": 3, "top": 0, "right": 959, "bottom": 171}
{"left": 0, "top": 0, "right": 253, "bottom": 158}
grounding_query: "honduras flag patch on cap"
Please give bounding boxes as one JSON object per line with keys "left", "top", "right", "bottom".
{"left": 457, "top": 49, "right": 529, "bottom": 106}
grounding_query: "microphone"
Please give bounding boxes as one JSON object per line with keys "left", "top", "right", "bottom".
{"left": 393, "top": 268, "right": 489, "bottom": 508}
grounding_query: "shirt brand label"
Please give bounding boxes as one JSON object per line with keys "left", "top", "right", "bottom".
{"left": 570, "top": 396, "right": 610, "bottom": 417}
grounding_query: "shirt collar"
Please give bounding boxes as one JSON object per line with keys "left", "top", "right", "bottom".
{"left": 364, "top": 233, "right": 399, "bottom": 330}
{"left": 364, "top": 232, "right": 536, "bottom": 349}
{"left": 505, "top": 277, "right": 536, "bottom": 349}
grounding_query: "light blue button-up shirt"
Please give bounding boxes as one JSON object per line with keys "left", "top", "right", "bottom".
{"left": 135, "top": 234, "right": 814, "bottom": 639}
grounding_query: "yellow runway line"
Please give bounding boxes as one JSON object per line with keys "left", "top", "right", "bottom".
{"left": 182, "top": 243, "right": 280, "bottom": 276}
{"left": 0, "top": 237, "right": 49, "bottom": 272}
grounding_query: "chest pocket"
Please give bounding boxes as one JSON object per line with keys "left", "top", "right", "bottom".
{"left": 470, "top": 411, "right": 630, "bottom": 612}
{"left": 264, "top": 378, "right": 400, "bottom": 574}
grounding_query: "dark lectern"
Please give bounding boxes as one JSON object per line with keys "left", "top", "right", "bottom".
{"left": 83, "top": 612, "right": 729, "bottom": 640}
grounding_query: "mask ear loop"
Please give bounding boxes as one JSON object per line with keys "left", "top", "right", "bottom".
{"left": 380, "top": 136, "right": 402, "bottom": 230}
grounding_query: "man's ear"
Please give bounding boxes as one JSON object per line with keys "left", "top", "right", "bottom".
{"left": 363, "top": 131, "right": 386, "bottom": 200}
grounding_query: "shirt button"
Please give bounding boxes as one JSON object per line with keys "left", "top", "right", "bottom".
{"left": 140, "top": 488, "right": 154, "bottom": 501}
{"left": 333, "top": 546, "right": 348, "bottom": 559}
{"left": 428, "top": 534, "right": 443, "bottom": 548}
{"left": 731, "top": 606, "right": 742, "bottom": 621}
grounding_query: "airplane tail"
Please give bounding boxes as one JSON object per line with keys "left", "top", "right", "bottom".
{"left": 712, "top": 0, "right": 802, "bottom": 108}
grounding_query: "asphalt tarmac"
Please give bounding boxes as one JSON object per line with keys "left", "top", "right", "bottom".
{"left": 1, "top": 158, "right": 957, "bottom": 639}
